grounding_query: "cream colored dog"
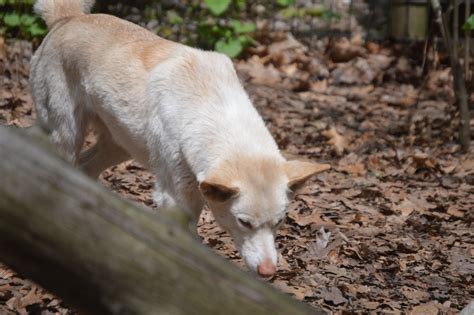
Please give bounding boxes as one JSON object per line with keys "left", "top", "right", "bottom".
{"left": 30, "top": 0, "right": 330, "bottom": 277}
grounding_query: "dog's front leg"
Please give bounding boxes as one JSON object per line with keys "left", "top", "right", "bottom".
{"left": 152, "top": 181, "right": 202, "bottom": 235}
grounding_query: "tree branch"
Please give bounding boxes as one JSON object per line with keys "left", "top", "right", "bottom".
{"left": 430, "top": 0, "right": 471, "bottom": 151}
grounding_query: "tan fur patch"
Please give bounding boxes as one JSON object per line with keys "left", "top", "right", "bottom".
{"left": 53, "top": 14, "right": 181, "bottom": 71}
{"left": 284, "top": 160, "right": 330, "bottom": 189}
{"left": 206, "top": 155, "right": 285, "bottom": 189}
{"left": 139, "top": 40, "right": 178, "bottom": 70}
{"left": 175, "top": 52, "right": 239, "bottom": 103}
{"left": 204, "top": 155, "right": 285, "bottom": 218}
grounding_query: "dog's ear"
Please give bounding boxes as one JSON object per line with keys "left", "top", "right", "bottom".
{"left": 285, "top": 160, "right": 330, "bottom": 191}
{"left": 199, "top": 180, "right": 240, "bottom": 203}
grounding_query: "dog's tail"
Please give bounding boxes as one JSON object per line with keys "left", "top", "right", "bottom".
{"left": 34, "top": 0, "right": 95, "bottom": 28}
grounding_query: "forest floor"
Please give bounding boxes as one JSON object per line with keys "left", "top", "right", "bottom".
{"left": 1, "top": 33, "right": 473, "bottom": 314}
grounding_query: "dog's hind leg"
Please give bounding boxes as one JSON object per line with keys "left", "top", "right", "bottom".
{"left": 78, "top": 120, "right": 130, "bottom": 179}
{"left": 31, "top": 68, "right": 87, "bottom": 164}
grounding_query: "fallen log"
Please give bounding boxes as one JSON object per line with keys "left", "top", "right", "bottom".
{"left": 0, "top": 126, "right": 323, "bottom": 315}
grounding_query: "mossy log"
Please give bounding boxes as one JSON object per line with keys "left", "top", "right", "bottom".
{"left": 0, "top": 126, "right": 323, "bottom": 315}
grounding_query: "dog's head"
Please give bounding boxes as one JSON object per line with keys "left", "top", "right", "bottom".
{"left": 199, "top": 156, "right": 329, "bottom": 277}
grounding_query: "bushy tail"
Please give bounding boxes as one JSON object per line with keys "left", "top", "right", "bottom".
{"left": 34, "top": 0, "right": 95, "bottom": 28}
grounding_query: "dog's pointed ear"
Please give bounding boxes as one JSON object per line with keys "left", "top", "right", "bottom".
{"left": 285, "top": 160, "right": 330, "bottom": 191}
{"left": 199, "top": 180, "right": 240, "bottom": 203}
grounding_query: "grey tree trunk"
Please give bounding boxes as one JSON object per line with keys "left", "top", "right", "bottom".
{"left": 0, "top": 126, "right": 323, "bottom": 315}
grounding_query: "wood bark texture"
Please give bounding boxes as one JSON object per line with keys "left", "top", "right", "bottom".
{"left": 0, "top": 126, "right": 323, "bottom": 315}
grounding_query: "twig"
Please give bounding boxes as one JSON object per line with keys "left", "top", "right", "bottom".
{"left": 453, "top": 0, "right": 459, "bottom": 61}
{"left": 408, "top": 28, "right": 434, "bottom": 143}
{"left": 430, "top": 0, "right": 471, "bottom": 151}
{"left": 421, "top": 26, "right": 432, "bottom": 73}
{"left": 466, "top": 0, "right": 472, "bottom": 81}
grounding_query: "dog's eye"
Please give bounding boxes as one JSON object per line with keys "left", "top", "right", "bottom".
{"left": 238, "top": 218, "right": 253, "bottom": 229}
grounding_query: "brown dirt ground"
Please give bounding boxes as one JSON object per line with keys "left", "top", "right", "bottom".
{"left": 1, "top": 34, "right": 473, "bottom": 314}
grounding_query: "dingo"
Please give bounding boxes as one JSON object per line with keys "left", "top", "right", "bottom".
{"left": 30, "top": 0, "right": 329, "bottom": 277}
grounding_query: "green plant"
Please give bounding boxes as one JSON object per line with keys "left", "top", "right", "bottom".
{"left": 0, "top": 0, "right": 34, "bottom": 5}
{"left": 166, "top": 10, "right": 183, "bottom": 25}
{"left": 463, "top": 14, "right": 474, "bottom": 31}
{"left": 279, "top": 5, "right": 340, "bottom": 21}
{"left": 2, "top": 12, "right": 46, "bottom": 37}
{"left": 204, "top": 0, "right": 231, "bottom": 16}
{"left": 276, "top": 0, "right": 294, "bottom": 7}
{"left": 198, "top": 0, "right": 256, "bottom": 58}
{"left": 0, "top": 0, "right": 46, "bottom": 39}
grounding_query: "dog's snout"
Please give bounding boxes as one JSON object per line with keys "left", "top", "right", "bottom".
{"left": 257, "top": 258, "right": 276, "bottom": 278}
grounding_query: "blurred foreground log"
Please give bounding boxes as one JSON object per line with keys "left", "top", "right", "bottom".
{"left": 0, "top": 126, "right": 322, "bottom": 315}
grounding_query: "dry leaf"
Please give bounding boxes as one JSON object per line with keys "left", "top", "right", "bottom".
{"left": 395, "top": 198, "right": 415, "bottom": 216}
{"left": 20, "top": 287, "right": 42, "bottom": 307}
{"left": 315, "top": 227, "right": 331, "bottom": 249}
{"left": 289, "top": 210, "right": 335, "bottom": 227}
{"left": 447, "top": 206, "right": 465, "bottom": 218}
{"left": 0, "top": 269, "right": 14, "bottom": 280}
{"left": 327, "top": 37, "right": 366, "bottom": 63}
{"left": 401, "top": 286, "right": 430, "bottom": 302}
{"left": 321, "top": 287, "right": 348, "bottom": 305}
{"left": 323, "top": 127, "right": 347, "bottom": 156}
{"left": 338, "top": 162, "right": 366, "bottom": 176}
{"left": 272, "top": 280, "right": 311, "bottom": 300}
{"left": 409, "top": 302, "right": 439, "bottom": 315}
